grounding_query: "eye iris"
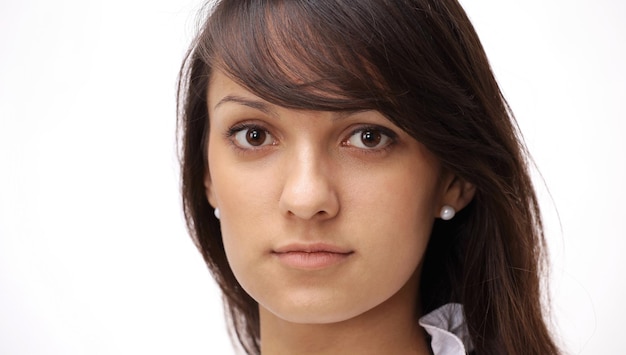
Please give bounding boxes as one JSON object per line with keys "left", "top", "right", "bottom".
{"left": 246, "top": 129, "right": 266, "bottom": 146}
{"left": 361, "top": 130, "right": 381, "bottom": 147}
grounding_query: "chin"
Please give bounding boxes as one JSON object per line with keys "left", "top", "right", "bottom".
{"left": 269, "top": 305, "right": 364, "bottom": 325}
{"left": 260, "top": 290, "right": 381, "bottom": 325}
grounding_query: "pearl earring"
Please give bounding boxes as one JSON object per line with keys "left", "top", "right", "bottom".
{"left": 214, "top": 208, "right": 220, "bottom": 220}
{"left": 440, "top": 205, "right": 455, "bottom": 220}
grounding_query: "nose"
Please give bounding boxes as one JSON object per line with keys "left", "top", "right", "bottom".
{"left": 278, "top": 147, "right": 340, "bottom": 220}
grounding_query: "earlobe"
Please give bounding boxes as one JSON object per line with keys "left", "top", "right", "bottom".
{"left": 438, "top": 175, "right": 476, "bottom": 218}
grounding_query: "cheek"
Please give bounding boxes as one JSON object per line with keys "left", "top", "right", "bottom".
{"left": 207, "top": 135, "right": 281, "bottom": 229}
{"left": 330, "top": 162, "right": 440, "bottom": 307}
{"left": 348, "top": 160, "right": 440, "bottom": 240}
{"left": 214, "top": 186, "right": 270, "bottom": 300}
{"left": 208, "top": 156, "right": 281, "bottom": 294}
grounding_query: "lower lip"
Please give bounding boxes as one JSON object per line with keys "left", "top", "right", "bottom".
{"left": 273, "top": 251, "right": 352, "bottom": 270}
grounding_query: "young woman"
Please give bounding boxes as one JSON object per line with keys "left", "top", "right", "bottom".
{"left": 177, "top": 0, "right": 561, "bottom": 354}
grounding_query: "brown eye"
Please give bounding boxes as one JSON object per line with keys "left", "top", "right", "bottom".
{"left": 233, "top": 126, "right": 274, "bottom": 148}
{"left": 360, "top": 130, "right": 382, "bottom": 148}
{"left": 346, "top": 127, "right": 392, "bottom": 149}
{"left": 246, "top": 129, "right": 267, "bottom": 146}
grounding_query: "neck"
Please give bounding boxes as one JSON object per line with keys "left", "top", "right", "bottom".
{"left": 259, "top": 273, "right": 430, "bottom": 355}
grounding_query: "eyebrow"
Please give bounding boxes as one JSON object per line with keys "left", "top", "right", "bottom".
{"left": 214, "top": 95, "right": 371, "bottom": 121}
{"left": 214, "top": 95, "right": 278, "bottom": 118}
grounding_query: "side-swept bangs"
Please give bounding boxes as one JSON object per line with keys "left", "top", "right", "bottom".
{"left": 203, "top": 0, "right": 403, "bottom": 112}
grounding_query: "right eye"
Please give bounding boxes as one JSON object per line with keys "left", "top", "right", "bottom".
{"left": 230, "top": 125, "right": 276, "bottom": 149}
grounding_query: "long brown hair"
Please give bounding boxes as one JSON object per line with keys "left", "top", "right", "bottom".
{"left": 177, "top": 1, "right": 560, "bottom": 354}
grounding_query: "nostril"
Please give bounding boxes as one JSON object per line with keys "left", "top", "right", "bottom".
{"left": 279, "top": 186, "right": 339, "bottom": 220}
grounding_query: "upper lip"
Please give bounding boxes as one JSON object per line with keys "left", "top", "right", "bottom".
{"left": 272, "top": 242, "right": 354, "bottom": 254}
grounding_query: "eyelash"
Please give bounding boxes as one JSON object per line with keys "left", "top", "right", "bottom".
{"left": 226, "top": 122, "right": 258, "bottom": 137}
{"left": 224, "top": 122, "right": 398, "bottom": 154}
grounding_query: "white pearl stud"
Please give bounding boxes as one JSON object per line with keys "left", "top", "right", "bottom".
{"left": 440, "top": 205, "right": 456, "bottom": 220}
{"left": 214, "top": 208, "right": 220, "bottom": 220}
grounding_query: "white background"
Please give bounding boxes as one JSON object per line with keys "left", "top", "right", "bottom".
{"left": 0, "top": 0, "right": 624, "bottom": 354}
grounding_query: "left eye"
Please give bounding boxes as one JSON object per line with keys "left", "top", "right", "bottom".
{"left": 346, "top": 128, "right": 392, "bottom": 149}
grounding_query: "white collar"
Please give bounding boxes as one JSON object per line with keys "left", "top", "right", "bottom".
{"left": 418, "top": 303, "right": 473, "bottom": 355}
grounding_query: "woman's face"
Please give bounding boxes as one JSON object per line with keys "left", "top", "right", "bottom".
{"left": 205, "top": 71, "right": 451, "bottom": 324}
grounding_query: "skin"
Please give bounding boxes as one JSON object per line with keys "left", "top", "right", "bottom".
{"left": 204, "top": 71, "right": 475, "bottom": 354}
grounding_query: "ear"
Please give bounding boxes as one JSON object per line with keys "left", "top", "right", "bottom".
{"left": 204, "top": 169, "right": 217, "bottom": 208}
{"left": 438, "top": 173, "right": 476, "bottom": 217}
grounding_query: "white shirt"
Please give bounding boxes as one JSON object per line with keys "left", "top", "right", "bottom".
{"left": 418, "top": 303, "right": 473, "bottom": 355}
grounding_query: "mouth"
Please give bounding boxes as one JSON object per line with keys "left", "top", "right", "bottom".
{"left": 271, "top": 243, "right": 354, "bottom": 270}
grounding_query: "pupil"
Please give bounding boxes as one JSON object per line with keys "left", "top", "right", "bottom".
{"left": 246, "top": 129, "right": 266, "bottom": 146}
{"left": 361, "top": 130, "right": 381, "bottom": 147}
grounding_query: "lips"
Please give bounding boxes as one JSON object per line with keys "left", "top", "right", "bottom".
{"left": 272, "top": 243, "right": 354, "bottom": 270}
